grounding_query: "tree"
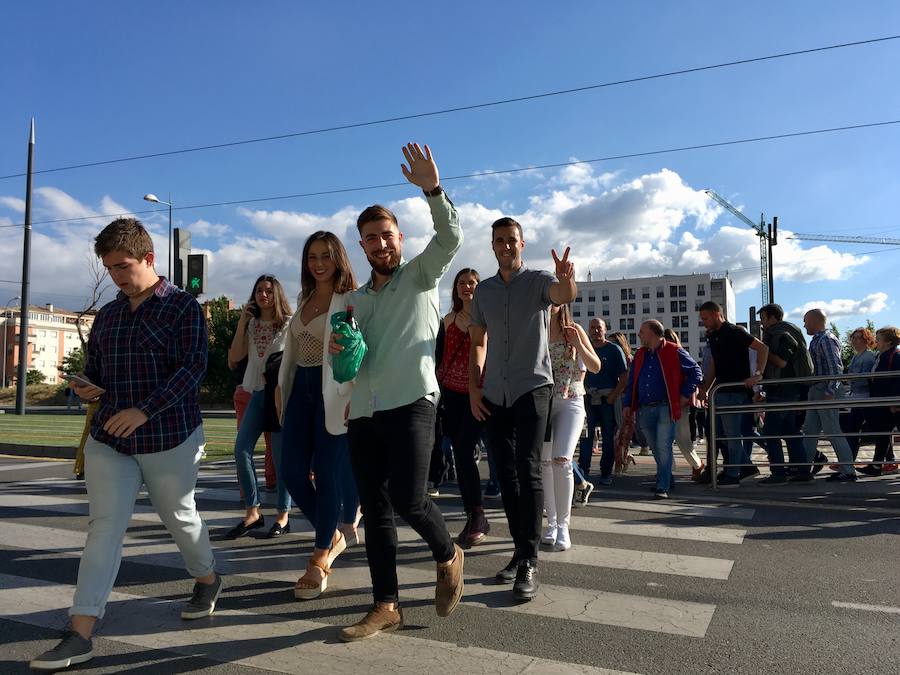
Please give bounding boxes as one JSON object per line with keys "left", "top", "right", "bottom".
{"left": 202, "top": 296, "right": 241, "bottom": 403}
{"left": 76, "top": 252, "right": 110, "bottom": 349}
{"left": 26, "top": 369, "right": 46, "bottom": 385}
{"left": 59, "top": 345, "right": 86, "bottom": 378}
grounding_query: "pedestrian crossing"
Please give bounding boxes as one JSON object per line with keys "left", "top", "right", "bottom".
{"left": 1, "top": 466, "right": 755, "bottom": 673}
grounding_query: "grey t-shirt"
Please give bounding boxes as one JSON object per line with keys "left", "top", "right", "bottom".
{"left": 470, "top": 265, "right": 555, "bottom": 406}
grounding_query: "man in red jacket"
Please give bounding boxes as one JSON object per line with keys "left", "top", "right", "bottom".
{"left": 623, "top": 320, "right": 703, "bottom": 499}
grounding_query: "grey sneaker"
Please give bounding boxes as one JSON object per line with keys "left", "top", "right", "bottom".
{"left": 30, "top": 630, "right": 93, "bottom": 670}
{"left": 181, "top": 574, "right": 223, "bottom": 620}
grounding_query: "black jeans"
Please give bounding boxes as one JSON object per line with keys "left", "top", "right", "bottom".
{"left": 348, "top": 398, "right": 454, "bottom": 604}
{"left": 842, "top": 406, "right": 870, "bottom": 460}
{"left": 868, "top": 407, "right": 897, "bottom": 465}
{"left": 440, "top": 389, "right": 484, "bottom": 510}
{"left": 483, "top": 386, "right": 551, "bottom": 562}
{"left": 761, "top": 395, "right": 809, "bottom": 476}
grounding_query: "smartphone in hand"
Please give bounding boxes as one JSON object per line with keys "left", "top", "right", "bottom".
{"left": 69, "top": 373, "right": 106, "bottom": 395}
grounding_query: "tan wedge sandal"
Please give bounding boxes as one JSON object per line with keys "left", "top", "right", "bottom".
{"left": 294, "top": 558, "right": 331, "bottom": 600}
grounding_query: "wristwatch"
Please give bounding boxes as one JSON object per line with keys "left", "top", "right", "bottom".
{"left": 423, "top": 185, "right": 443, "bottom": 197}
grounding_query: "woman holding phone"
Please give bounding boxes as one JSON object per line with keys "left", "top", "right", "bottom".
{"left": 225, "top": 274, "right": 293, "bottom": 539}
{"left": 277, "top": 231, "right": 358, "bottom": 599}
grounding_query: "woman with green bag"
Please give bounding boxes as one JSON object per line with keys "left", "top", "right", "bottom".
{"left": 276, "top": 231, "right": 359, "bottom": 600}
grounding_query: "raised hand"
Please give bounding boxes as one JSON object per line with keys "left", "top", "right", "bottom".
{"left": 551, "top": 247, "right": 574, "bottom": 281}
{"left": 400, "top": 143, "right": 439, "bottom": 192}
{"left": 562, "top": 324, "right": 580, "bottom": 346}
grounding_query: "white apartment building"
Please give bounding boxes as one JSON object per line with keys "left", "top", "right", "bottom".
{"left": 1, "top": 304, "right": 95, "bottom": 387}
{"left": 571, "top": 272, "right": 736, "bottom": 360}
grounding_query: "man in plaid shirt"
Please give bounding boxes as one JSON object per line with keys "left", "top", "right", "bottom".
{"left": 31, "top": 219, "right": 221, "bottom": 672}
{"left": 803, "top": 308, "right": 857, "bottom": 482}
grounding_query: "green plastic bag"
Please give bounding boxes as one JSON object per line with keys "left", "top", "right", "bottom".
{"left": 330, "top": 310, "right": 367, "bottom": 383}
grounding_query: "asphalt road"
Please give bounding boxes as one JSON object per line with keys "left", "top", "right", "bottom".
{"left": 1, "top": 449, "right": 898, "bottom": 674}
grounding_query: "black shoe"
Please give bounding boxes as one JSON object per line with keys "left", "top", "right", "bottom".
{"left": 811, "top": 452, "right": 827, "bottom": 475}
{"left": 739, "top": 466, "right": 760, "bottom": 480}
{"left": 266, "top": 521, "right": 290, "bottom": 538}
{"left": 825, "top": 472, "right": 857, "bottom": 482}
{"left": 759, "top": 474, "right": 789, "bottom": 485}
{"left": 224, "top": 516, "right": 265, "bottom": 540}
{"left": 718, "top": 475, "right": 741, "bottom": 488}
{"left": 858, "top": 465, "right": 882, "bottom": 477}
{"left": 30, "top": 630, "right": 93, "bottom": 670}
{"left": 695, "top": 467, "right": 712, "bottom": 485}
{"left": 789, "top": 473, "right": 814, "bottom": 482}
{"left": 495, "top": 555, "right": 520, "bottom": 583}
{"left": 513, "top": 560, "right": 538, "bottom": 601}
{"left": 181, "top": 574, "right": 224, "bottom": 619}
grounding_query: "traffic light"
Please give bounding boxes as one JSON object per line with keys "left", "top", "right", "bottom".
{"left": 173, "top": 228, "right": 192, "bottom": 289}
{"left": 186, "top": 254, "right": 207, "bottom": 296}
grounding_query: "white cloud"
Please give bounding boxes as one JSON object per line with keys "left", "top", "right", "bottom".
{"left": 788, "top": 292, "right": 889, "bottom": 321}
{"left": 0, "top": 196, "right": 26, "bottom": 213}
{"left": 187, "top": 219, "right": 231, "bottom": 239}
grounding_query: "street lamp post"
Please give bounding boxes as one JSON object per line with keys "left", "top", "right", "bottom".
{"left": 2, "top": 295, "right": 21, "bottom": 389}
{"left": 143, "top": 193, "right": 173, "bottom": 280}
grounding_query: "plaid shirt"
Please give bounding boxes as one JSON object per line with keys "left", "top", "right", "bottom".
{"left": 809, "top": 330, "right": 844, "bottom": 395}
{"left": 85, "top": 278, "right": 207, "bottom": 454}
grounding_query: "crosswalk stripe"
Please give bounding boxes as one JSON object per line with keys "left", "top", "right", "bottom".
{"left": 587, "top": 499, "right": 755, "bottom": 521}
{"left": 0, "top": 519, "right": 718, "bottom": 637}
{"left": 568, "top": 513, "right": 746, "bottom": 545}
{"left": 2, "top": 493, "right": 736, "bottom": 579}
{"left": 0, "top": 573, "right": 640, "bottom": 675}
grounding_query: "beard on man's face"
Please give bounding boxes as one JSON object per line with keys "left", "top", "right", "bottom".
{"left": 366, "top": 249, "right": 401, "bottom": 276}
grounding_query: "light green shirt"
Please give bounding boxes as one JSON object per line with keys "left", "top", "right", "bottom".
{"left": 349, "top": 192, "right": 462, "bottom": 419}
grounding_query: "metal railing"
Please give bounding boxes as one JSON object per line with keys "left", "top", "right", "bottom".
{"left": 708, "top": 370, "right": 900, "bottom": 489}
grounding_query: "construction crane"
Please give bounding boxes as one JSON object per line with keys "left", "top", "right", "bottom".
{"left": 704, "top": 190, "right": 776, "bottom": 305}
{"left": 788, "top": 233, "right": 900, "bottom": 246}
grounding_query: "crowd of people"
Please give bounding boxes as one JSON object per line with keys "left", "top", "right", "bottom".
{"left": 31, "top": 141, "right": 900, "bottom": 670}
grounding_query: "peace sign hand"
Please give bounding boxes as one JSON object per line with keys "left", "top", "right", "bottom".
{"left": 400, "top": 143, "right": 440, "bottom": 192}
{"left": 551, "top": 247, "right": 574, "bottom": 281}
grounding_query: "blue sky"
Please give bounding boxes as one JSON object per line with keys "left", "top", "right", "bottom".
{"left": 1, "top": 1, "right": 898, "bottom": 332}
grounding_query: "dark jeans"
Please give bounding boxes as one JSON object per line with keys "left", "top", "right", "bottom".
{"left": 348, "top": 398, "right": 454, "bottom": 604}
{"left": 280, "top": 366, "right": 347, "bottom": 550}
{"left": 579, "top": 395, "right": 617, "bottom": 479}
{"left": 441, "top": 389, "right": 484, "bottom": 509}
{"left": 843, "top": 406, "right": 870, "bottom": 460}
{"left": 483, "top": 386, "right": 551, "bottom": 562}
{"left": 762, "top": 396, "right": 809, "bottom": 476}
{"left": 868, "top": 407, "right": 898, "bottom": 465}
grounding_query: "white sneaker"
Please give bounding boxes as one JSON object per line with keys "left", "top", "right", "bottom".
{"left": 540, "top": 525, "right": 557, "bottom": 546}
{"left": 553, "top": 526, "right": 571, "bottom": 551}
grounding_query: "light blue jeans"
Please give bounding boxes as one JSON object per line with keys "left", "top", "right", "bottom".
{"left": 803, "top": 382, "right": 855, "bottom": 475}
{"left": 638, "top": 403, "right": 676, "bottom": 491}
{"left": 71, "top": 426, "right": 215, "bottom": 619}
{"left": 233, "top": 389, "right": 291, "bottom": 512}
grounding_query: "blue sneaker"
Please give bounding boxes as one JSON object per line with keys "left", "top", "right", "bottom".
{"left": 30, "top": 631, "right": 93, "bottom": 671}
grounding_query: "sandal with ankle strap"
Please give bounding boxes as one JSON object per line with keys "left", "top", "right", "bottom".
{"left": 294, "top": 558, "right": 330, "bottom": 600}
{"left": 327, "top": 530, "right": 347, "bottom": 566}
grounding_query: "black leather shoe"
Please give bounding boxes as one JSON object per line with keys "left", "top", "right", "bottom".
{"left": 811, "top": 452, "right": 827, "bottom": 475}
{"left": 495, "top": 555, "right": 519, "bottom": 583}
{"left": 266, "top": 521, "right": 290, "bottom": 538}
{"left": 513, "top": 560, "right": 538, "bottom": 601}
{"left": 224, "top": 516, "right": 265, "bottom": 540}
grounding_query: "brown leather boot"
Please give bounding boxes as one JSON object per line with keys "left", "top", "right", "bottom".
{"left": 339, "top": 605, "right": 404, "bottom": 642}
{"left": 435, "top": 543, "right": 464, "bottom": 617}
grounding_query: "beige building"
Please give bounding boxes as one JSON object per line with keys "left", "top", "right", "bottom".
{"left": 1, "top": 303, "right": 95, "bottom": 387}
{"left": 571, "top": 272, "right": 736, "bottom": 360}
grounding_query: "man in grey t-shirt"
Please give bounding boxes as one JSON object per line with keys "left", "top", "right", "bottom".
{"left": 469, "top": 216, "right": 576, "bottom": 601}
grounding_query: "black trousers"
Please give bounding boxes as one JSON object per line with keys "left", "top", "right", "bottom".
{"left": 483, "top": 386, "right": 551, "bottom": 562}
{"left": 348, "top": 398, "right": 455, "bottom": 604}
{"left": 441, "top": 389, "right": 485, "bottom": 510}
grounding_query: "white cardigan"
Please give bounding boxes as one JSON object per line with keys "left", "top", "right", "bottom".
{"left": 277, "top": 291, "right": 352, "bottom": 436}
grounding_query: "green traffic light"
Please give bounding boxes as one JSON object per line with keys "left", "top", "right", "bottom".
{"left": 191, "top": 277, "right": 200, "bottom": 289}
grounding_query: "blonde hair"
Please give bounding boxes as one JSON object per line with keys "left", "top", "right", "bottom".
{"left": 875, "top": 326, "right": 900, "bottom": 349}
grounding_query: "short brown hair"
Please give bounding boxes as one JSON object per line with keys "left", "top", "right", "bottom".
{"left": 357, "top": 204, "right": 398, "bottom": 231}
{"left": 758, "top": 303, "right": 784, "bottom": 321}
{"left": 850, "top": 327, "right": 876, "bottom": 349}
{"left": 875, "top": 326, "right": 900, "bottom": 349}
{"left": 699, "top": 301, "right": 722, "bottom": 314}
{"left": 491, "top": 216, "right": 523, "bottom": 239}
{"left": 94, "top": 218, "right": 154, "bottom": 260}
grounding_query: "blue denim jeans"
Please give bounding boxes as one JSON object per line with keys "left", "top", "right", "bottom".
{"left": 803, "top": 383, "right": 855, "bottom": 475}
{"left": 280, "top": 365, "right": 349, "bottom": 549}
{"left": 72, "top": 427, "right": 215, "bottom": 619}
{"left": 579, "top": 395, "right": 617, "bottom": 479}
{"left": 714, "top": 391, "right": 753, "bottom": 478}
{"left": 638, "top": 403, "right": 676, "bottom": 491}
{"left": 233, "top": 390, "right": 291, "bottom": 512}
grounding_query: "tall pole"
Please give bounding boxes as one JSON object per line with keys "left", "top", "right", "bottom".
{"left": 16, "top": 119, "right": 34, "bottom": 415}
{"left": 767, "top": 217, "right": 777, "bottom": 304}
{"left": 168, "top": 192, "right": 173, "bottom": 280}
